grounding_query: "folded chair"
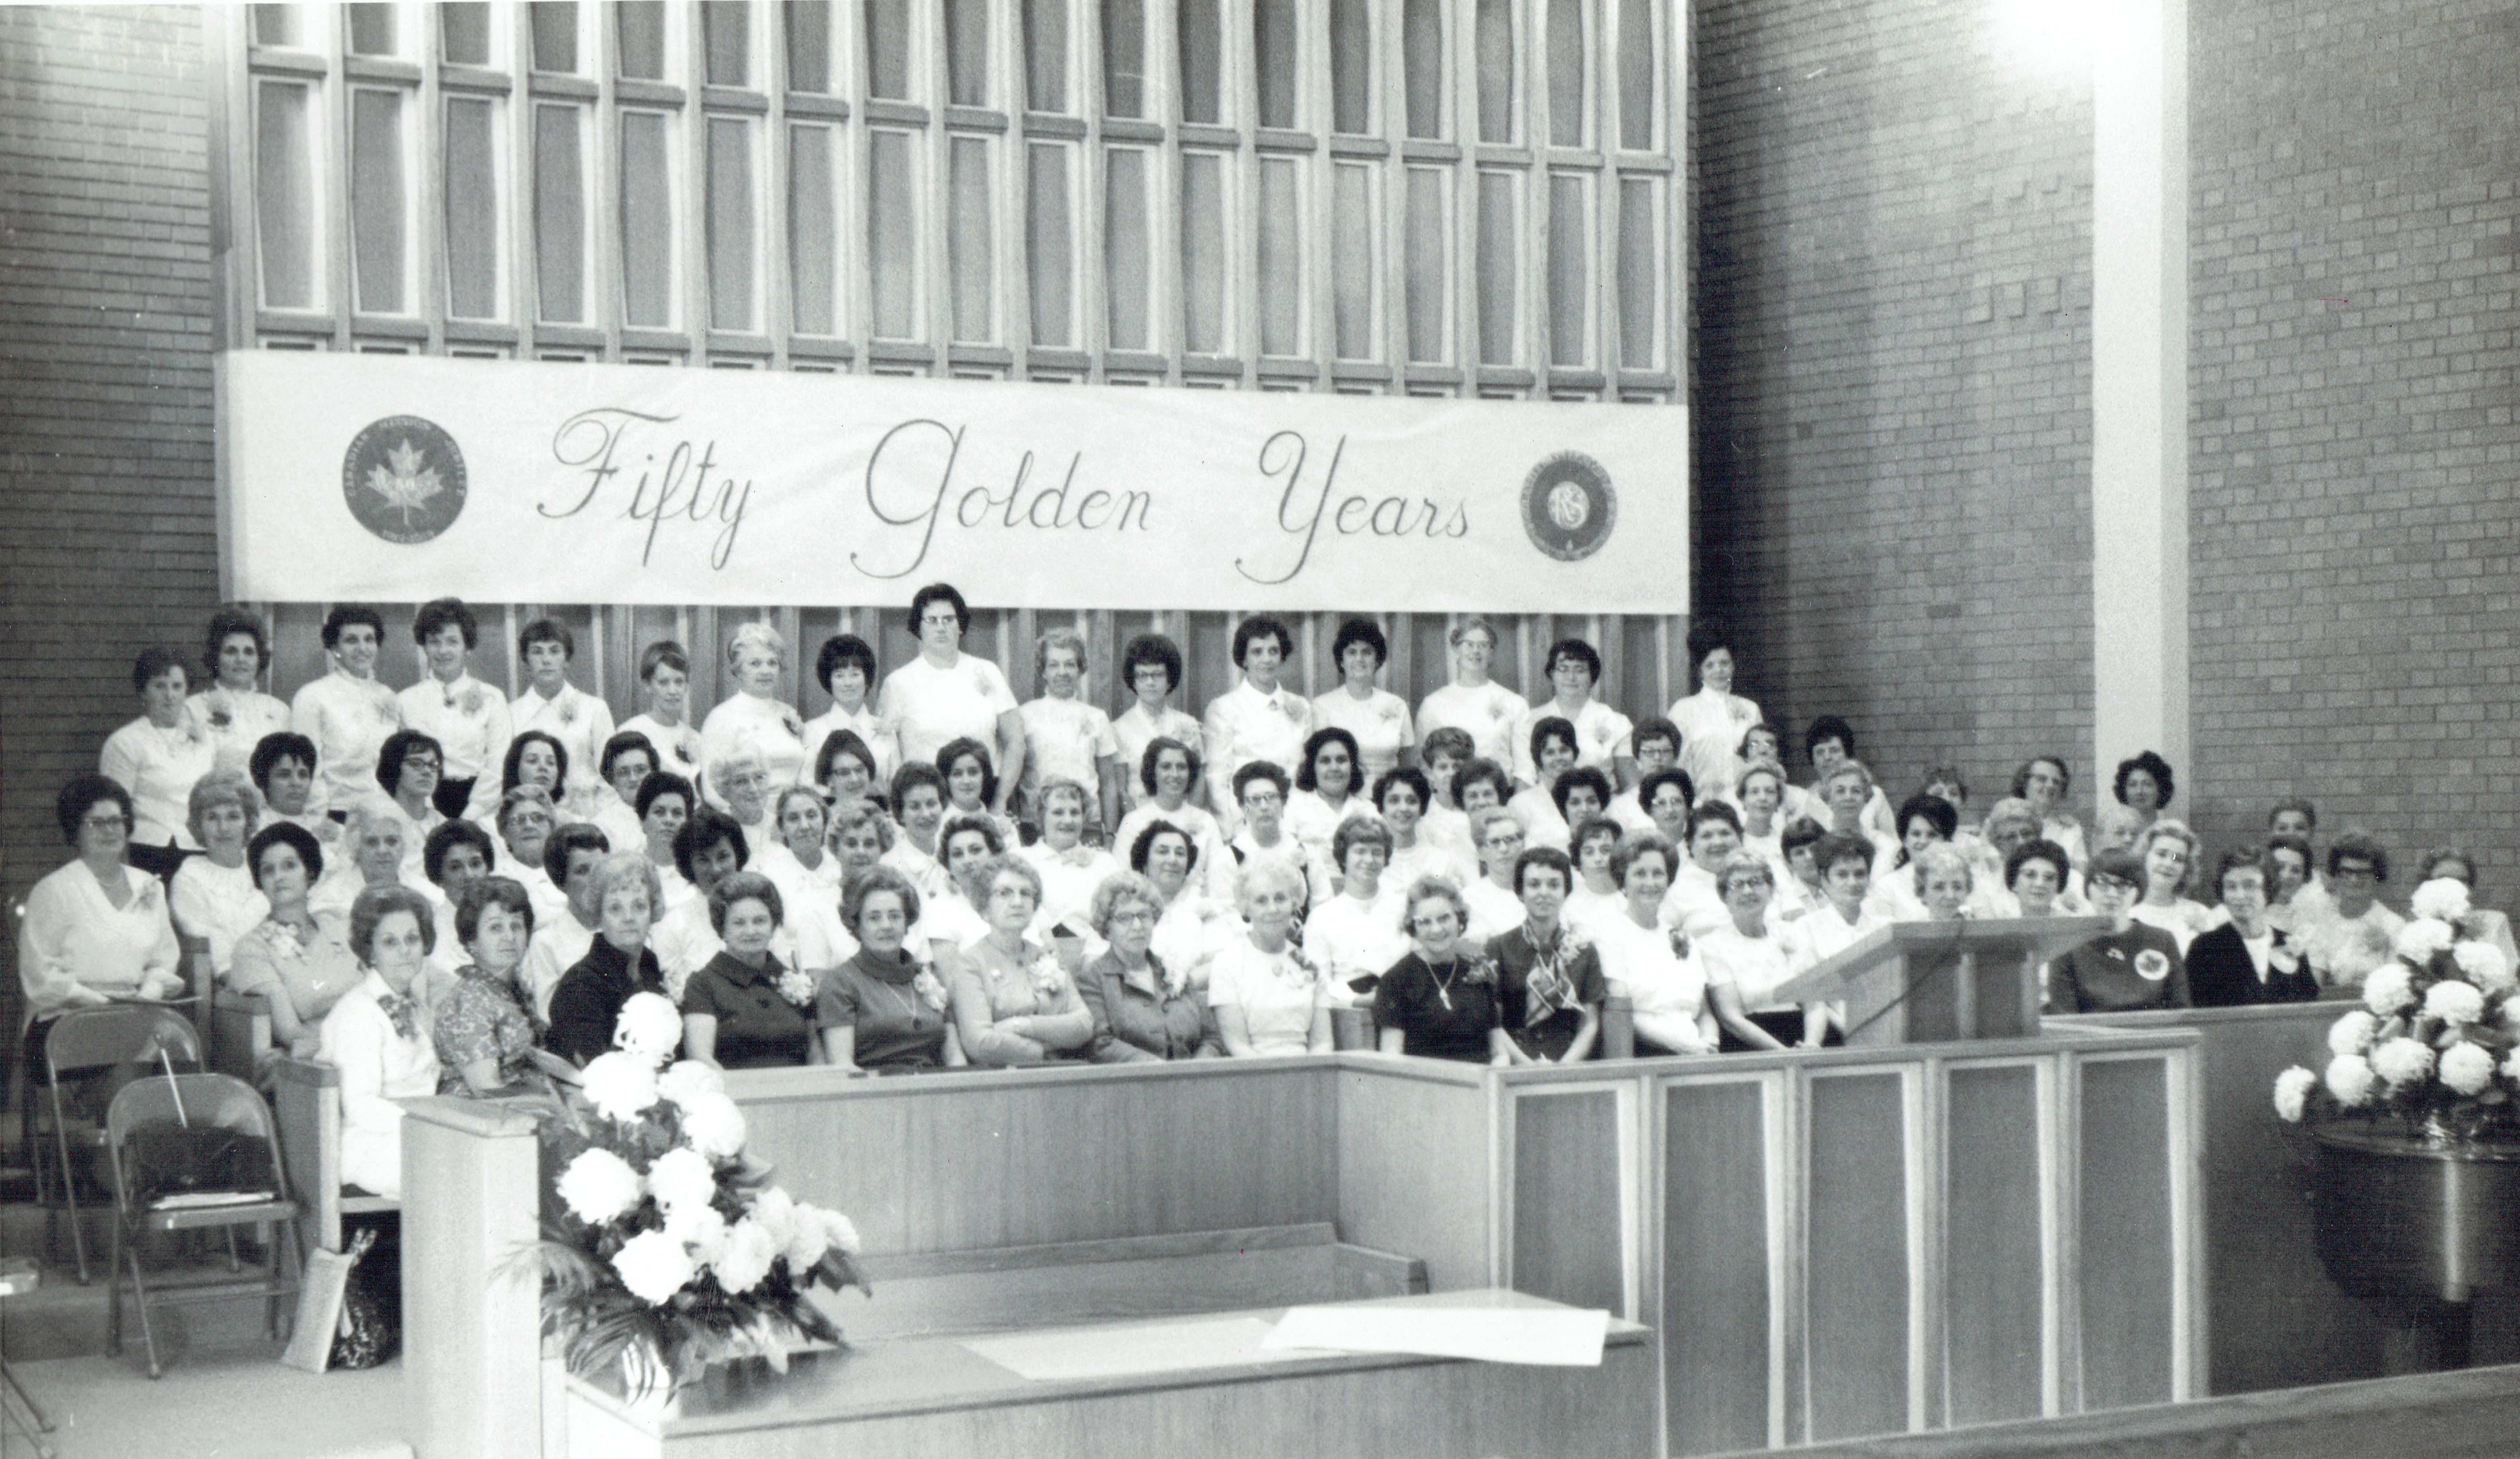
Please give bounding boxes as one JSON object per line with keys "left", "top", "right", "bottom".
{"left": 105, "top": 1072, "right": 301, "bottom": 1378}
{"left": 34, "top": 1005, "right": 201, "bottom": 1283}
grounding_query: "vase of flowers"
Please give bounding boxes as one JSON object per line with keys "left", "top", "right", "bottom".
{"left": 2273, "top": 878, "right": 2520, "bottom": 1353}
{"left": 528, "top": 992, "right": 868, "bottom": 1401}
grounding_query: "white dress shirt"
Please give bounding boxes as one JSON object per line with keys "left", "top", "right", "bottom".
{"left": 1310, "top": 687, "right": 1415, "bottom": 781}
{"left": 1112, "top": 704, "right": 1205, "bottom": 810}
{"left": 617, "top": 712, "right": 704, "bottom": 781}
{"left": 1660, "top": 862, "right": 1731, "bottom": 940}
{"left": 1417, "top": 681, "right": 1528, "bottom": 771}
{"left": 1018, "top": 695, "right": 1119, "bottom": 809}
{"left": 20, "top": 861, "right": 185, "bottom": 1020}
{"left": 190, "top": 687, "right": 291, "bottom": 783}
{"left": 1666, "top": 687, "right": 1762, "bottom": 805}
{"left": 878, "top": 653, "right": 1018, "bottom": 769}
{"left": 397, "top": 673, "right": 511, "bottom": 819}
{"left": 290, "top": 670, "right": 404, "bottom": 817}
{"left": 510, "top": 683, "right": 617, "bottom": 819}
{"left": 1512, "top": 698, "right": 1635, "bottom": 788}
{"left": 1302, "top": 886, "right": 1409, "bottom": 1005}
{"left": 168, "top": 856, "right": 268, "bottom": 977}
{"left": 100, "top": 714, "right": 219, "bottom": 850}
{"left": 317, "top": 971, "right": 441, "bottom": 1199}
{"left": 1203, "top": 680, "right": 1314, "bottom": 794}
{"left": 798, "top": 702, "right": 896, "bottom": 785}
{"left": 1587, "top": 910, "right": 1714, "bottom": 1049}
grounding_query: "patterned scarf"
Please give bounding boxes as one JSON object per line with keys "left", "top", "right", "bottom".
{"left": 376, "top": 989, "right": 420, "bottom": 1042}
{"left": 1519, "top": 926, "right": 1583, "bottom": 1027}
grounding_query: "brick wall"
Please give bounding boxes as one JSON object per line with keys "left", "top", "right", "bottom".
{"left": 0, "top": 6, "right": 217, "bottom": 1042}
{"left": 2187, "top": 0, "right": 2520, "bottom": 890}
{"left": 1691, "top": 0, "right": 2098, "bottom": 824}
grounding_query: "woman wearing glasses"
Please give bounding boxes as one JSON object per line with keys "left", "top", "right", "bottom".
{"left": 877, "top": 583, "right": 1026, "bottom": 820}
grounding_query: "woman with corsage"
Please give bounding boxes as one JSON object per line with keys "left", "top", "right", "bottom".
{"left": 2186, "top": 848, "right": 2317, "bottom": 1007}
{"left": 945, "top": 855, "right": 1092, "bottom": 1067}
{"left": 679, "top": 870, "right": 819, "bottom": 1069}
{"left": 2049, "top": 848, "right": 2191, "bottom": 1013}
{"left": 1374, "top": 878, "right": 1513, "bottom": 1065}
{"left": 819, "top": 867, "right": 961, "bottom": 1073}
{"left": 1207, "top": 859, "right": 1333, "bottom": 1057}
{"left": 192, "top": 608, "right": 291, "bottom": 783}
{"left": 1077, "top": 871, "right": 1217, "bottom": 1062}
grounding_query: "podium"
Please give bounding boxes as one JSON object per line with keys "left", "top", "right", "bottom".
{"left": 1770, "top": 918, "right": 2106, "bottom": 1047}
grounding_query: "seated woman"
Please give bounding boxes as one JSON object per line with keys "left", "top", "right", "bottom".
{"left": 228, "top": 822, "right": 363, "bottom": 1060}
{"left": 1020, "top": 778, "right": 1122, "bottom": 942}
{"left": 813, "top": 728, "right": 887, "bottom": 820}
{"left": 2263, "top": 833, "right": 2318, "bottom": 936}
{"left": 250, "top": 730, "right": 335, "bottom": 847}
{"left": 2127, "top": 819, "right": 2214, "bottom": 953}
{"left": 1375, "top": 767, "right": 1467, "bottom": 892}
{"left": 2414, "top": 847, "right": 2520, "bottom": 971}
{"left": 1696, "top": 852, "right": 1817, "bottom": 1051}
{"left": 1733, "top": 761, "right": 1792, "bottom": 879}
{"left": 1910, "top": 843, "right": 1978, "bottom": 924}
{"left": 1796, "top": 831, "right": 1891, "bottom": 963}
{"left": 21, "top": 778, "right": 186, "bottom": 1083}
{"left": 1132, "top": 820, "right": 1245, "bottom": 989}
{"left": 2300, "top": 832, "right": 2406, "bottom": 990}
{"left": 1375, "top": 879, "right": 1513, "bottom": 1065}
{"left": 680, "top": 871, "right": 818, "bottom": 1070}
{"left": 617, "top": 640, "right": 705, "bottom": 782}
{"left": 1815, "top": 759, "right": 1898, "bottom": 869}
{"left": 2013, "top": 757, "right": 2087, "bottom": 873}
{"left": 544, "top": 853, "right": 671, "bottom": 1065}
{"left": 751, "top": 787, "right": 853, "bottom": 971}
{"left": 632, "top": 771, "right": 698, "bottom": 914}
{"left": 1998, "top": 839, "right": 2076, "bottom": 919}
{"left": 102, "top": 646, "right": 218, "bottom": 879}
{"left": 819, "top": 867, "right": 962, "bottom": 1074}
{"left": 1284, "top": 727, "right": 1374, "bottom": 866}
{"left": 486, "top": 786, "right": 568, "bottom": 929}
{"left": 2090, "top": 802, "right": 2146, "bottom": 863}
{"left": 923, "top": 814, "right": 1005, "bottom": 956}
{"left": 1775, "top": 815, "right": 1831, "bottom": 919}
{"left": 2186, "top": 848, "right": 2317, "bottom": 1007}
{"left": 1662, "top": 804, "right": 1744, "bottom": 939}
{"left": 1609, "top": 720, "right": 1683, "bottom": 835}
{"left": 699, "top": 622, "right": 809, "bottom": 805}
{"left": 2113, "top": 751, "right": 2175, "bottom": 835}
{"left": 802, "top": 633, "right": 896, "bottom": 792}
{"left": 589, "top": 731, "right": 659, "bottom": 859}
{"left": 1976, "top": 798, "right": 2085, "bottom": 913}
{"left": 167, "top": 772, "right": 268, "bottom": 980}
{"left": 1226, "top": 763, "right": 1334, "bottom": 914}
{"left": 651, "top": 808, "right": 777, "bottom": 996}
{"left": 1019, "top": 627, "right": 1123, "bottom": 835}
{"left": 318, "top": 886, "right": 444, "bottom": 1198}
{"left": 432, "top": 876, "right": 557, "bottom": 1095}
{"left": 371, "top": 729, "right": 447, "bottom": 883}
{"left": 1563, "top": 815, "right": 1629, "bottom": 937}
{"left": 1304, "top": 817, "right": 1409, "bottom": 1004}
{"left": 1114, "top": 738, "right": 1235, "bottom": 901}
{"left": 1636, "top": 767, "right": 1696, "bottom": 851}
{"left": 1208, "top": 859, "right": 1334, "bottom": 1057}
{"left": 506, "top": 820, "right": 597, "bottom": 1020}
{"left": 1462, "top": 807, "right": 1532, "bottom": 944}
{"left": 193, "top": 606, "right": 292, "bottom": 784}
{"left": 310, "top": 801, "right": 417, "bottom": 922}
{"left": 1077, "top": 871, "right": 1216, "bottom": 1062}
{"left": 1313, "top": 619, "right": 1417, "bottom": 783}
{"left": 881, "top": 761, "right": 954, "bottom": 904}
{"left": 1868, "top": 792, "right": 1958, "bottom": 921}
{"left": 829, "top": 798, "right": 896, "bottom": 896}
{"left": 1516, "top": 637, "right": 1637, "bottom": 791}
{"left": 944, "top": 855, "right": 1092, "bottom": 1067}
{"left": 704, "top": 745, "right": 778, "bottom": 857}
{"left": 935, "top": 736, "right": 1021, "bottom": 851}
{"left": 484, "top": 730, "right": 573, "bottom": 838}
{"left": 1488, "top": 845, "right": 1607, "bottom": 1063}
{"left": 2049, "top": 848, "right": 2191, "bottom": 1013}
{"left": 1506, "top": 718, "right": 1581, "bottom": 851}
{"left": 1113, "top": 633, "right": 1208, "bottom": 816}
{"left": 1588, "top": 834, "right": 1714, "bottom": 1055}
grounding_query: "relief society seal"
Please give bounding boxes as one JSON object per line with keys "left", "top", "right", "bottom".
{"left": 1520, "top": 451, "right": 1615, "bottom": 561}
{"left": 343, "top": 416, "right": 467, "bottom": 544}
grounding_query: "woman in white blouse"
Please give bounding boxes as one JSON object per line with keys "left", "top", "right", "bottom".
{"left": 1018, "top": 779, "right": 1122, "bottom": 942}
{"left": 877, "top": 582, "right": 1025, "bottom": 816}
{"left": 1417, "top": 616, "right": 1527, "bottom": 772}
{"left": 813, "top": 729, "right": 887, "bottom": 821}
{"left": 617, "top": 641, "right": 704, "bottom": 782}
{"left": 800, "top": 634, "right": 894, "bottom": 789}
{"left": 1113, "top": 634, "right": 1207, "bottom": 815}
{"left": 290, "top": 606, "right": 403, "bottom": 821}
{"left": 1514, "top": 639, "right": 1636, "bottom": 791}
{"left": 1130, "top": 820, "right": 1244, "bottom": 988}
{"left": 1665, "top": 623, "right": 1761, "bottom": 807}
{"left": 372, "top": 730, "right": 448, "bottom": 882}
{"left": 190, "top": 608, "right": 290, "bottom": 784}
{"left": 2129, "top": 819, "right": 2215, "bottom": 953}
{"left": 700, "top": 621, "right": 809, "bottom": 807}
{"left": 1209, "top": 859, "right": 1334, "bottom": 1057}
{"left": 20, "top": 777, "right": 185, "bottom": 1052}
{"left": 1587, "top": 835, "right": 1714, "bottom": 1055}
{"left": 1564, "top": 816, "right": 1629, "bottom": 937}
{"left": 1695, "top": 852, "right": 1813, "bottom": 1051}
{"left": 1303, "top": 817, "right": 1409, "bottom": 1006}
{"left": 1312, "top": 619, "right": 1416, "bottom": 782}
{"left": 167, "top": 772, "right": 268, "bottom": 980}
{"left": 1113, "top": 738, "right": 1236, "bottom": 901}
{"left": 508, "top": 618, "right": 616, "bottom": 822}
{"left": 101, "top": 647, "right": 218, "bottom": 878}
{"left": 1462, "top": 807, "right": 1532, "bottom": 942}
{"left": 1506, "top": 718, "right": 1582, "bottom": 852}
{"left": 1201, "top": 616, "right": 1312, "bottom": 831}
{"left": 1018, "top": 627, "right": 1123, "bottom": 836}
{"left": 397, "top": 598, "right": 510, "bottom": 822}
{"left": 2012, "top": 757, "right": 2087, "bottom": 873}
{"left": 1285, "top": 728, "right": 1374, "bottom": 865}
{"left": 318, "top": 886, "right": 443, "bottom": 1199}
{"left": 1374, "top": 767, "right": 1467, "bottom": 894}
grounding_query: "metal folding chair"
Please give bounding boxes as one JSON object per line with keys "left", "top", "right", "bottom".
{"left": 35, "top": 1006, "right": 202, "bottom": 1283}
{"left": 105, "top": 1072, "right": 301, "bottom": 1378}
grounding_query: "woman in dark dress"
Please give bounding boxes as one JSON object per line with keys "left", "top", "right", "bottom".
{"left": 818, "top": 866, "right": 962, "bottom": 1073}
{"left": 679, "top": 870, "right": 817, "bottom": 1069}
{"left": 2186, "top": 847, "right": 2317, "bottom": 1006}
{"left": 2049, "top": 848, "right": 2192, "bottom": 1014}
{"left": 544, "top": 853, "right": 671, "bottom": 1064}
{"left": 1374, "top": 877, "right": 1514, "bottom": 1065}
{"left": 1487, "top": 846, "right": 1608, "bottom": 1063}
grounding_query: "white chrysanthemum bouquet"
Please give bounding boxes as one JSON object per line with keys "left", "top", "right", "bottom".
{"left": 2275, "top": 879, "right": 2520, "bottom": 1139}
{"left": 528, "top": 992, "right": 867, "bottom": 1395}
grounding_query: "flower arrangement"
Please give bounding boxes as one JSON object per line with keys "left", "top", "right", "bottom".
{"left": 530, "top": 992, "right": 867, "bottom": 1396}
{"left": 2276, "top": 879, "right": 2520, "bottom": 1142}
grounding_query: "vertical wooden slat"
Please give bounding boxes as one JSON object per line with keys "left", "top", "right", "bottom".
{"left": 1944, "top": 1062, "right": 2050, "bottom": 1427}
{"left": 2076, "top": 1054, "right": 2177, "bottom": 1411}
{"left": 1802, "top": 1070, "right": 1914, "bottom": 1442}
{"left": 1660, "top": 1075, "right": 1780, "bottom": 1458}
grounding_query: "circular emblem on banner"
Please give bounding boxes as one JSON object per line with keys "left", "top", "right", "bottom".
{"left": 1520, "top": 451, "right": 1616, "bottom": 561}
{"left": 343, "top": 416, "right": 467, "bottom": 545}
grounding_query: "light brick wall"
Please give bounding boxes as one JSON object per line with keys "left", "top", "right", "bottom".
{"left": 1691, "top": 0, "right": 2098, "bottom": 821}
{"left": 0, "top": 7, "right": 217, "bottom": 1039}
{"left": 2187, "top": 0, "right": 2520, "bottom": 891}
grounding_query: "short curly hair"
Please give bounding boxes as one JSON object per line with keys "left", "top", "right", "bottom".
{"left": 1130, "top": 819, "right": 1201, "bottom": 875}
{"left": 320, "top": 605, "right": 384, "bottom": 649}
{"left": 455, "top": 875, "right": 537, "bottom": 946}
{"left": 673, "top": 808, "right": 750, "bottom": 883}
{"left": 815, "top": 633, "right": 878, "bottom": 694}
{"left": 934, "top": 737, "right": 999, "bottom": 807}
{"left": 1120, "top": 632, "right": 1184, "bottom": 695}
{"left": 424, "top": 818, "right": 499, "bottom": 886}
{"left": 57, "top": 774, "right": 133, "bottom": 842}
{"left": 2327, "top": 831, "right": 2389, "bottom": 883}
{"left": 412, "top": 596, "right": 479, "bottom": 649}
{"left": 707, "top": 869, "right": 786, "bottom": 935}
{"left": 1331, "top": 814, "right": 1395, "bottom": 871}
{"left": 1089, "top": 870, "right": 1165, "bottom": 938}
{"left": 2004, "top": 838, "right": 2073, "bottom": 892}
{"left": 1140, "top": 737, "right": 1201, "bottom": 796}
{"left": 2137, "top": 818, "right": 2203, "bottom": 897}
{"left": 1331, "top": 617, "right": 1388, "bottom": 671}
{"left": 1297, "top": 728, "right": 1362, "bottom": 793}
{"left": 843, "top": 864, "right": 922, "bottom": 931}
{"left": 1230, "top": 614, "right": 1293, "bottom": 667}
{"left": 1395, "top": 875, "right": 1470, "bottom": 937}
{"left": 248, "top": 820, "right": 326, "bottom": 889}
{"left": 131, "top": 646, "right": 188, "bottom": 694}
{"left": 185, "top": 772, "right": 263, "bottom": 840}
{"left": 349, "top": 884, "right": 438, "bottom": 963}
{"left": 1609, "top": 833, "right": 1677, "bottom": 887}
{"left": 2114, "top": 750, "right": 2176, "bottom": 809}
{"left": 907, "top": 582, "right": 972, "bottom": 639}
{"left": 203, "top": 606, "right": 268, "bottom": 677}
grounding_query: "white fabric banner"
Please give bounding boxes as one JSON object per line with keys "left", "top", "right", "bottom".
{"left": 219, "top": 353, "right": 1688, "bottom": 612}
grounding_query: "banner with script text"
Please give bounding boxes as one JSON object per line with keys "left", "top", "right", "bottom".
{"left": 219, "top": 353, "right": 1688, "bottom": 613}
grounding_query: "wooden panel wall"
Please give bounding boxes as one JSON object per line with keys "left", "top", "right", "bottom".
{"left": 1943, "top": 1063, "right": 2053, "bottom": 1425}
{"left": 243, "top": 602, "right": 1691, "bottom": 743}
{"left": 1334, "top": 1060, "right": 1494, "bottom": 1294}
{"left": 1507, "top": 1086, "right": 1630, "bottom": 1317}
{"left": 1805, "top": 1070, "right": 1916, "bottom": 1442}
{"left": 1660, "top": 1074, "right": 1781, "bottom": 1455}
{"left": 2075, "top": 1056, "right": 2180, "bottom": 1411}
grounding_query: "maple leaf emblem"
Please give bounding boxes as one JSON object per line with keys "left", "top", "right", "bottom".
{"left": 365, "top": 439, "right": 443, "bottom": 525}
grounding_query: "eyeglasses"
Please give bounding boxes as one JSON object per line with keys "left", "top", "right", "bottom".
{"left": 1108, "top": 909, "right": 1157, "bottom": 926}
{"left": 82, "top": 813, "right": 130, "bottom": 831}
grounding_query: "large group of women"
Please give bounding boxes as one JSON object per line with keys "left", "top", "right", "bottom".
{"left": 29, "top": 588, "right": 2508, "bottom": 1194}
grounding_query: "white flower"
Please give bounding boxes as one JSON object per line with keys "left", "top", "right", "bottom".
{"left": 612, "top": 1229, "right": 698, "bottom": 1304}
{"left": 556, "top": 1147, "right": 644, "bottom": 1224}
{"left": 748, "top": 1187, "right": 801, "bottom": 1253}
{"left": 656, "top": 1059, "right": 726, "bottom": 1108}
{"left": 2363, "top": 964, "right": 2418, "bottom": 1016}
{"left": 664, "top": 1201, "right": 727, "bottom": 1255}
{"left": 646, "top": 1146, "right": 719, "bottom": 1213}
{"left": 2453, "top": 941, "right": 2515, "bottom": 991}
{"left": 2327, "top": 1010, "right": 2379, "bottom": 1057}
{"left": 2395, "top": 919, "right": 2457, "bottom": 964}
{"left": 2325, "top": 1054, "right": 2379, "bottom": 1108}
{"left": 678, "top": 1091, "right": 749, "bottom": 1159}
{"left": 711, "top": 1217, "right": 779, "bottom": 1294}
{"left": 2274, "top": 1066, "right": 2318, "bottom": 1122}
{"left": 2441, "top": 1041, "right": 2497, "bottom": 1096}
{"left": 822, "top": 1209, "right": 862, "bottom": 1257}
{"left": 578, "top": 1052, "right": 661, "bottom": 1123}
{"left": 781, "top": 1204, "right": 832, "bottom": 1272}
{"left": 2425, "top": 980, "right": 2487, "bottom": 1026}
{"left": 2371, "top": 1036, "right": 2437, "bottom": 1088}
{"left": 2411, "top": 879, "right": 2473, "bottom": 923}
{"left": 614, "top": 992, "right": 684, "bottom": 1064}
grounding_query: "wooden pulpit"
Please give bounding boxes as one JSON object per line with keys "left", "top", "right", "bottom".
{"left": 1769, "top": 918, "right": 2107, "bottom": 1047}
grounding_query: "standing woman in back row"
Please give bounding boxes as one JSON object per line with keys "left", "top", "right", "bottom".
{"left": 879, "top": 583, "right": 1027, "bottom": 820}
{"left": 700, "top": 621, "right": 809, "bottom": 804}
{"left": 508, "top": 618, "right": 616, "bottom": 823}
{"left": 102, "top": 647, "right": 218, "bottom": 879}
{"left": 1312, "top": 618, "right": 1416, "bottom": 782}
{"left": 397, "top": 598, "right": 511, "bottom": 823}
{"left": 291, "top": 605, "right": 403, "bottom": 820}
{"left": 1417, "top": 617, "right": 1527, "bottom": 773}
{"left": 1666, "top": 622, "right": 1761, "bottom": 808}
{"left": 191, "top": 608, "right": 292, "bottom": 783}
{"left": 1203, "top": 615, "right": 1313, "bottom": 834}
{"left": 1514, "top": 639, "right": 1635, "bottom": 792}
